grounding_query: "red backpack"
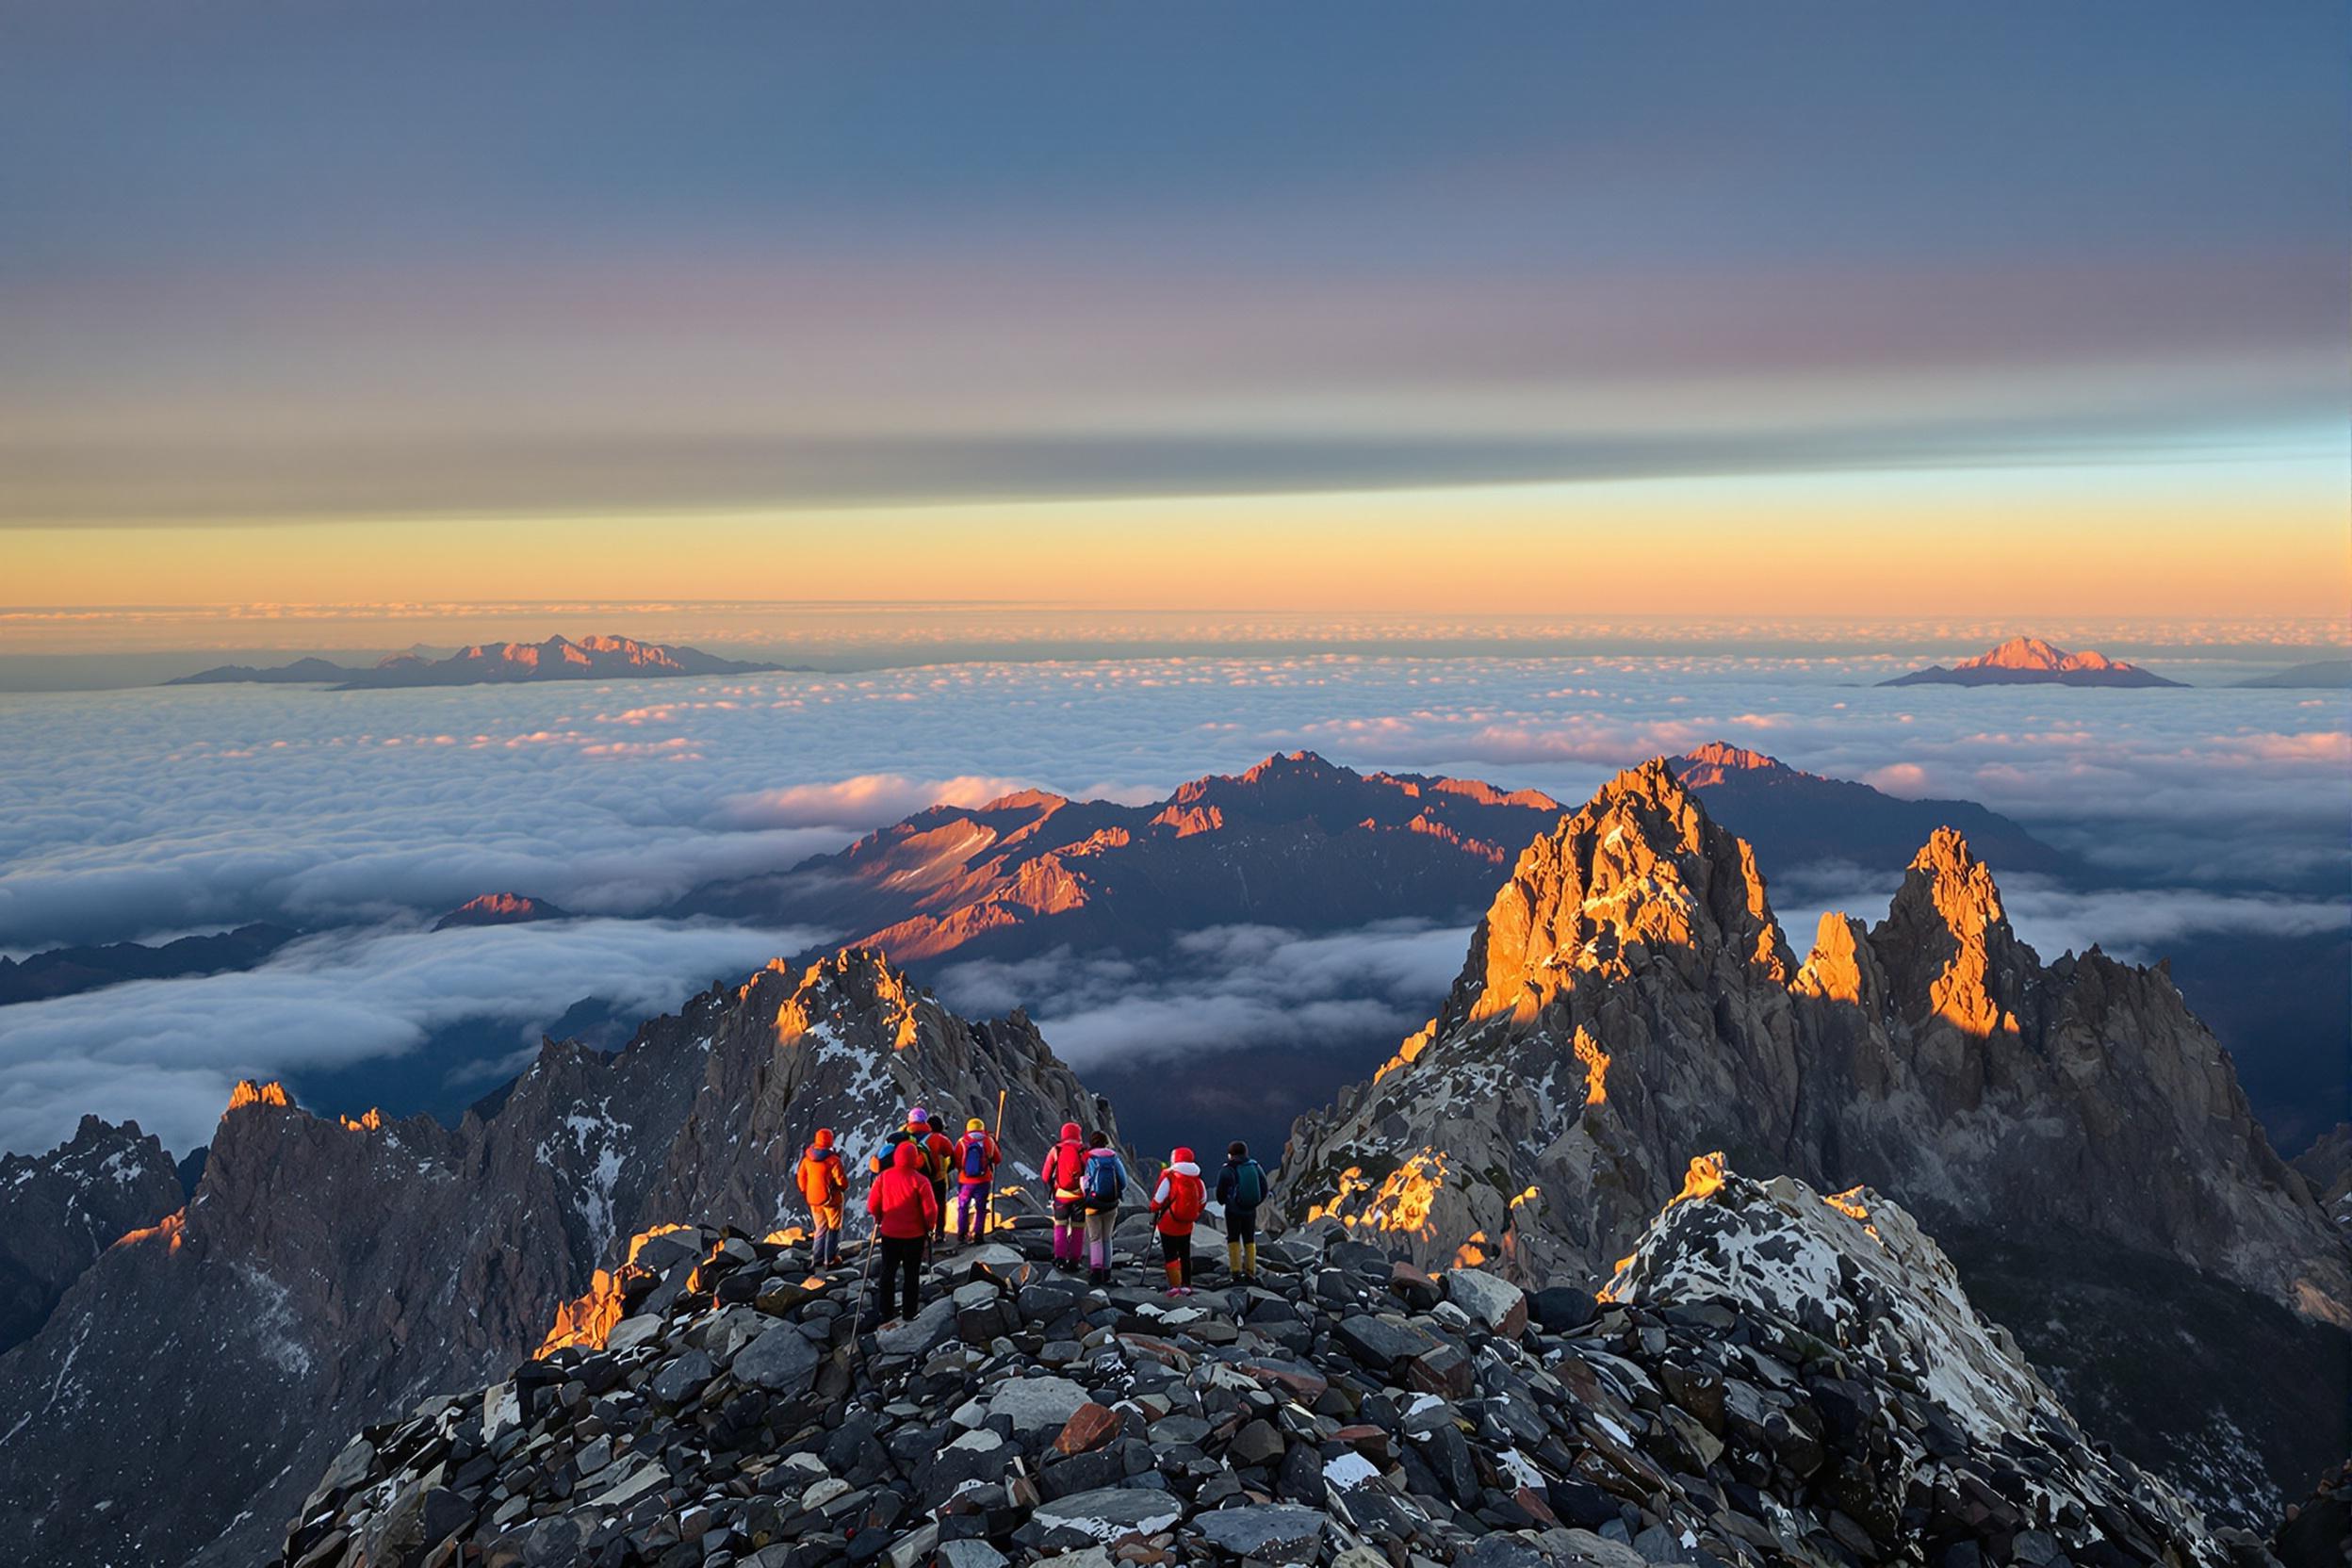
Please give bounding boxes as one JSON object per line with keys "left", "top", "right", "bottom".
{"left": 1159, "top": 1169, "right": 1205, "bottom": 1229}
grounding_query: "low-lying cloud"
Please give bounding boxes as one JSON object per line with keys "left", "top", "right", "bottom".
{"left": 0, "top": 917, "right": 825, "bottom": 1158}
{"left": 934, "top": 921, "right": 1470, "bottom": 1073}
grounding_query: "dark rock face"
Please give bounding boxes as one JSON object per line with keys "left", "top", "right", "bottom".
{"left": 677, "top": 750, "right": 1567, "bottom": 963}
{"left": 0, "top": 922, "right": 299, "bottom": 1004}
{"left": 0, "top": 949, "right": 1114, "bottom": 1568}
{"left": 1280, "top": 759, "right": 2350, "bottom": 1521}
{"left": 281, "top": 1163, "right": 2236, "bottom": 1568}
{"left": 0, "top": 1115, "right": 183, "bottom": 1351}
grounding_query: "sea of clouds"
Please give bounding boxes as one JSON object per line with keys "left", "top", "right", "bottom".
{"left": 1, "top": 654, "right": 2344, "bottom": 1156}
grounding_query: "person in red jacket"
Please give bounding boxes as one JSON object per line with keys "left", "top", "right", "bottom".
{"left": 1149, "top": 1146, "right": 1206, "bottom": 1296}
{"left": 1040, "top": 1120, "right": 1087, "bottom": 1274}
{"left": 794, "top": 1128, "right": 847, "bottom": 1268}
{"left": 864, "top": 1141, "right": 939, "bottom": 1327}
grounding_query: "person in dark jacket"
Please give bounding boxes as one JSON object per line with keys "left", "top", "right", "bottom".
{"left": 863, "top": 1141, "right": 939, "bottom": 1326}
{"left": 1215, "top": 1141, "right": 1271, "bottom": 1282}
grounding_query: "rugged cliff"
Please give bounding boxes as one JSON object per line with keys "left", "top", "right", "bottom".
{"left": 0, "top": 949, "right": 1113, "bottom": 1568}
{"left": 1280, "top": 760, "right": 2349, "bottom": 1520}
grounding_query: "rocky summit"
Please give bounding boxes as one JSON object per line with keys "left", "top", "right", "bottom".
{"left": 1278, "top": 760, "right": 2349, "bottom": 1521}
{"left": 0, "top": 949, "right": 1113, "bottom": 1568}
{"left": 281, "top": 1156, "right": 2247, "bottom": 1568}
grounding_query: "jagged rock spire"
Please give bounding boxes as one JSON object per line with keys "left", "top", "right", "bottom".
{"left": 1870, "top": 825, "right": 2035, "bottom": 1040}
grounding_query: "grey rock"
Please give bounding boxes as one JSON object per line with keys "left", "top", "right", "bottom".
{"left": 1193, "top": 1502, "right": 1327, "bottom": 1560}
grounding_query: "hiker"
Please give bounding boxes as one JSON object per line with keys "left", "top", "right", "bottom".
{"left": 916, "top": 1110, "right": 956, "bottom": 1240}
{"left": 794, "top": 1127, "right": 847, "bottom": 1268}
{"left": 863, "top": 1141, "right": 939, "bottom": 1327}
{"left": 953, "top": 1117, "right": 1001, "bottom": 1245}
{"left": 1079, "top": 1129, "right": 1127, "bottom": 1286}
{"left": 1149, "top": 1146, "right": 1206, "bottom": 1296}
{"left": 1216, "top": 1140, "right": 1271, "bottom": 1282}
{"left": 1042, "top": 1120, "right": 1088, "bottom": 1274}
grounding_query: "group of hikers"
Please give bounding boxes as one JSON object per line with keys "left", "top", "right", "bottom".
{"left": 792, "top": 1106, "right": 1273, "bottom": 1328}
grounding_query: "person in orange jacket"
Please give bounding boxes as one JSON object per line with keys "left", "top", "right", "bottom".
{"left": 794, "top": 1128, "right": 848, "bottom": 1267}
{"left": 863, "top": 1141, "right": 939, "bottom": 1327}
{"left": 952, "top": 1117, "right": 1002, "bottom": 1245}
{"left": 1149, "top": 1146, "right": 1206, "bottom": 1296}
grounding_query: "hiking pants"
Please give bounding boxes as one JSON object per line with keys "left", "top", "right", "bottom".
{"left": 1159, "top": 1231, "right": 1193, "bottom": 1285}
{"left": 930, "top": 1181, "right": 950, "bottom": 1237}
{"left": 1083, "top": 1207, "right": 1118, "bottom": 1271}
{"left": 1054, "top": 1198, "right": 1084, "bottom": 1262}
{"left": 878, "top": 1235, "right": 923, "bottom": 1322}
{"left": 1224, "top": 1205, "right": 1258, "bottom": 1247}
{"left": 809, "top": 1202, "right": 844, "bottom": 1266}
{"left": 955, "top": 1182, "right": 989, "bottom": 1242}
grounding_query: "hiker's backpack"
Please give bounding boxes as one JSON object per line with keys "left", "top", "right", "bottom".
{"left": 1163, "top": 1170, "right": 1206, "bottom": 1227}
{"left": 1082, "top": 1149, "right": 1125, "bottom": 1206}
{"left": 1229, "top": 1159, "right": 1265, "bottom": 1209}
{"left": 1051, "top": 1137, "right": 1086, "bottom": 1195}
{"left": 960, "top": 1134, "right": 992, "bottom": 1181}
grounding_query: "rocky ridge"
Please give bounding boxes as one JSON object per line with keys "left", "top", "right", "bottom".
{"left": 678, "top": 751, "right": 1567, "bottom": 965}
{"left": 169, "top": 634, "right": 791, "bottom": 689}
{"left": 1278, "top": 760, "right": 2348, "bottom": 1519}
{"left": 0, "top": 1114, "right": 184, "bottom": 1352}
{"left": 0, "top": 949, "right": 1113, "bottom": 1568}
{"left": 282, "top": 1157, "right": 2245, "bottom": 1568}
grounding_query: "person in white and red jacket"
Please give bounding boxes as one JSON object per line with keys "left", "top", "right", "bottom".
{"left": 1150, "top": 1147, "right": 1206, "bottom": 1297}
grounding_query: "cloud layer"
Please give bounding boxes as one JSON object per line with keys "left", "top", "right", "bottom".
{"left": 3, "top": 653, "right": 2342, "bottom": 1156}
{"left": 0, "top": 918, "right": 824, "bottom": 1159}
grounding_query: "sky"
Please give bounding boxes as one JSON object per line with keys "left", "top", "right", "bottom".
{"left": 3, "top": 1, "right": 2346, "bottom": 618}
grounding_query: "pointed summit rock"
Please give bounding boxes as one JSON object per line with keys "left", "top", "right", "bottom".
{"left": 1871, "top": 826, "right": 2033, "bottom": 1042}
{"left": 1282, "top": 761, "right": 2351, "bottom": 1521}
{"left": 0, "top": 949, "right": 1113, "bottom": 1568}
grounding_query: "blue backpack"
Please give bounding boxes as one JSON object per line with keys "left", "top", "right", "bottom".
{"left": 961, "top": 1134, "right": 992, "bottom": 1180}
{"left": 1229, "top": 1159, "right": 1266, "bottom": 1209}
{"left": 1081, "top": 1149, "right": 1125, "bottom": 1208}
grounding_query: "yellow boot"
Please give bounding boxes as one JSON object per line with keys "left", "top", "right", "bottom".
{"left": 1244, "top": 1242, "right": 1258, "bottom": 1282}
{"left": 1227, "top": 1241, "right": 1243, "bottom": 1278}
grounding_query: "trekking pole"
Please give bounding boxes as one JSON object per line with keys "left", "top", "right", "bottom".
{"left": 853, "top": 1195, "right": 878, "bottom": 1326}
{"left": 986, "top": 1087, "right": 1006, "bottom": 1236}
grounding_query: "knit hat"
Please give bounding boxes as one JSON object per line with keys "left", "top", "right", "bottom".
{"left": 908, "top": 1105, "right": 929, "bottom": 1125}
{"left": 812, "top": 1128, "right": 833, "bottom": 1149}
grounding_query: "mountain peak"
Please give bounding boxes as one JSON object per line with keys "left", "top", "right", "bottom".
{"left": 433, "top": 891, "right": 567, "bottom": 930}
{"left": 1236, "top": 748, "right": 1353, "bottom": 784}
{"left": 1871, "top": 827, "right": 2034, "bottom": 1038}
{"left": 1883, "top": 637, "right": 2180, "bottom": 688}
{"left": 1670, "top": 741, "right": 1790, "bottom": 787}
{"left": 1465, "top": 756, "right": 1789, "bottom": 1023}
{"left": 224, "top": 1079, "right": 290, "bottom": 1114}
{"left": 1956, "top": 635, "right": 2121, "bottom": 673}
